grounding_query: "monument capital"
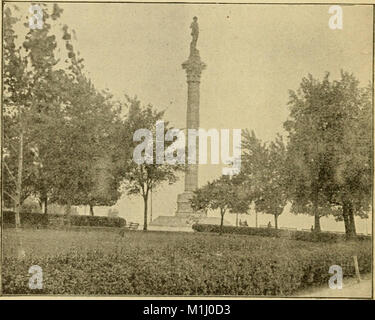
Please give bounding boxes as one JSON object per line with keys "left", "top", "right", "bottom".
{"left": 182, "top": 56, "right": 206, "bottom": 83}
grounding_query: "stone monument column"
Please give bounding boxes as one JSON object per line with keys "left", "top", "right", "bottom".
{"left": 176, "top": 17, "right": 206, "bottom": 217}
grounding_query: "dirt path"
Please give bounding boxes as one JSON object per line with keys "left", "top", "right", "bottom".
{"left": 298, "top": 274, "right": 372, "bottom": 298}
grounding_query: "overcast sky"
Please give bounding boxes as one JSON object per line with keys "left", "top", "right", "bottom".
{"left": 10, "top": 3, "right": 373, "bottom": 232}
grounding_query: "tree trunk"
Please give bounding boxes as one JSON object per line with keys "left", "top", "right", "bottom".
{"left": 342, "top": 202, "right": 350, "bottom": 235}
{"left": 15, "top": 116, "right": 25, "bottom": 259}
{"left": 149, "top": 186, "right": 153, "bottom": 223}
{"left": 274, "top": 214, "right": 278, "bottom": 229}
{"left": 219, "top": 209, "right": 225, "bottom": 235}
{"left": 314, "top": 214, "right": 321, "bottom": 232}
{"left": 15, "top": 128, "right": 24, "bottom": 229}
{"left": 313, "top": 199, "right": 321, "bottom": 232}
{"left": 43, "top": 198, "right": 48, "bottom": 214}
{"left": 143, "top": 195, "right": 148, "bottom": 231}
{"left": 89, "top": 205, "right": 94, "bottom": 216}
{"left": 343, "top": 201, "right": 356, "bottom": 237}
{"left": 349, "top": 209, "right": 356, "bottom": 236}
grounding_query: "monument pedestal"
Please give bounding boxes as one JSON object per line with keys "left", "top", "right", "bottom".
{"left": 150, "top": 192, "right": 211, "bottom": 231}
{"left": 176, "top": 191, "right": 195, "bottom": 217}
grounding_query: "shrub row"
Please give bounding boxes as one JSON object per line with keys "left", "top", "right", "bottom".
{"left": 290, "top": 230, "right": 370, "bottom": 242}
{"left": 69, "top": 215, "right": 125, "bottom": 228}
{"left": 2, "top": 232, "right": 371, "bottom": 295}
{"left": 2, "top": 211, "right": 126, "bottom": 228}
{"left": 192, "top": 224, "right": 371, "bottom": 242}
{"left": 193, "top": 223, "right": 285, "bottom": 237}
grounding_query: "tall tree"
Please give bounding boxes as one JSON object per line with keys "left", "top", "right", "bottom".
{"left": 284, "top": 72, "right": 372, "bottom": 235}
{"left": 3, "top": 5, "right": 35, "bottom": 226}
{"left": 3, "top": 4, "right": 124, "bottom": 217}
{"left": 241, "top": 130, "right": 287, "bottom": 229}
{"left": 3, "top": 4, "right": 66, "bottom": 216}
{"left": 121, "top": 97, "right": 183, "bottom": 230}
{"left": 47, "top": 76, "right": 124, "bottom": 214}
{"left": 326, "top": 74, "right": 372, "bottom": 236}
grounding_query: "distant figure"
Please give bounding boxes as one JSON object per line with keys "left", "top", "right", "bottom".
{"left": 239, "top": 219, "right": 248, "bottom": 227}
{"left": 267, "top": 221, "right": 272, "bottom": 228}
{"left": 311, "top": 225, "right": 314, "bottom": 232}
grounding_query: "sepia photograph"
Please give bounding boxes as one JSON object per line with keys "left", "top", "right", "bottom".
{"left": 0, "top": 0, "right": 373, "bottom": 301}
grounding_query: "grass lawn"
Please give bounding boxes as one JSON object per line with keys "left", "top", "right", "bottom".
{"left": 2, "top": 228, "right": 372, "bottom": 296}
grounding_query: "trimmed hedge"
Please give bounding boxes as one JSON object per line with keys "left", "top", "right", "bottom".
{"left": 193, "top": 223, "right": 285, "bottom": 237}
{"left": 69, "top": 215, "right": 125, "bottom": 227}
{"left": 3, "top": 211, "right": 49, "bottom": 227}
{"left": 2, "top": 211, "right": 126, "bottom": 228}
{"left": 192, "top": 224, "right": 371, "bottom": 242}
{"left": 2, "top": 230, "right": 371, "bottom": 295}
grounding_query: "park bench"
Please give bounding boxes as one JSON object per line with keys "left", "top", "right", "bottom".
{"left": 127, "top": 222, "right": 139, "bottom": 230}
{"left": 119, "top": 222, "right": 139, "bottom": 237}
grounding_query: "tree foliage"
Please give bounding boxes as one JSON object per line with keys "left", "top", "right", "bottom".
{"left": 284, "top": 72, "right": 372, "bottom": 235}
{"left": 241, "top": 130, "right": 288, "bottom": 229}
{"left": 121, "top": 97, "right": 183, "bottom": 230}
{"left": 3, "top": 5, "right": 126, "bottom": 216}
{"left": 191, "top": 175, "right": 251, "bottom": 234}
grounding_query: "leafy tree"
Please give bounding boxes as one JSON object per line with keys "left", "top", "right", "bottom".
{"left": 3, "top": 4, "right": 66, "bottom": 217}
{"left": 284, "top": 72, "right": 372, "bottom": 235}
{"left": 121, "top": 97, "right": 183, "bottom": 230}
{"left": 46, "top": 74, "right": 124, "bottom": 215}
{"left": 284, "top": 73, "right": 342, "bottom": 231}
{"left": 2, "top": 4, "right": 39, "bottom": 257}
{"left": 3, "top": 4, "right": 125, "bottom": 217}
{"left": 3, "top": 5, "right": 37, "bottom": 224}
{"left": 241, "top": 130, "right": 287, "bottom": 229}
{"left": 325, "top": 74, "right": 372, "bottom": 236}
{"left": 191, "top": 175, "right": 250, "bottom": 234}
{"left": 48, "top": 24, "right": 127, "bottom": 215}
{"left": 222, "top": 172, "right": 253, "bottom": 227}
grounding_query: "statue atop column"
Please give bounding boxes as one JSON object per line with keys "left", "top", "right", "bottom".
{"left": 190, "top": 16, "right": 199, "bottom": 56}
{"left": 184, "top": 16, "right": 206, "bottom": 82}
{"left": 150, "top": 17, "right": 229, "bottom": 229}
{"left": 177, "top": 16, "right": 206, "bottom": 217}
{"left": 151, "top": 17, "right": 228, "bottom": 229}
